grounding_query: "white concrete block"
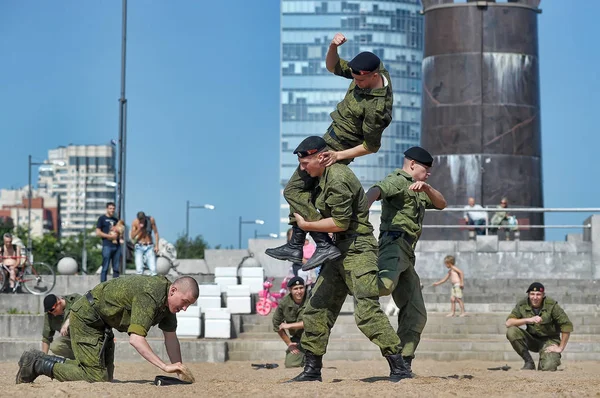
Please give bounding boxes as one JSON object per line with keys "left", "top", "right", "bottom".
{"left": 227, "top": 285, "right": 250, "bottom": 297}
{"left": 177, "top": 303, "right": 202, "bottom": 318}
{"left": 204, "top": 309, "right": 231, "bottom": 338}
{"left": 199, "top": 283, "right": 221, "bottom": 297}
{"left": 226, "top": 296, "right": 251, "bottom": 314}
{"left": 240, "top": 267, "right": 264, "bottom": 278}
{"left": 214, "top": 267, "right": 238, "bottom": 278}
{"left": 175, "top": 316, "right": 202, "bottom": 338}
{"left": 215, "top": 277, "right": 238, "bottom": 293}
{"left": 204, "top": 308, "right": 231, "bottom": 319}
{"left": 198, "top": 297, "right": 221, "bottom": 311}
{"left": 242, "top": 277, "right": 264, "bottom": 294}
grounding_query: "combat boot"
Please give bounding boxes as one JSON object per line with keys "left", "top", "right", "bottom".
{"left": 302, "top": 232, "right": 341, "bottom": 271}
{"left": 16, "top": 350, "right": 60, "bottom": 384}
{"left": 385, "top": 353, "right": 413, "bottom": 382}
{"left": 403, "top": 356, "right": 416, "bottom": 377}
{"left": 287, "top": 351, "right": 322, "bottom": 382}
{"left": 18, "top": 349, "right": 66, "bottom": 364}
{"left": 520, "top": 351, "right": 536, "bottom": 370}
{"left": 266, "top": 226, "right": 305, "bottom": 262}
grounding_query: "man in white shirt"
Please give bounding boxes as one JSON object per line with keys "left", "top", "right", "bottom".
{"left": 463, "top": 197, "right": 487, "bottom": 236}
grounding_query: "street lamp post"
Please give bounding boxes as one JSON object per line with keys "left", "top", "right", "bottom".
{"left": 185, "top": 201, "right": 215, "bottom": 238}
{"left": 254, "top": 230, "right": 279, "bottom": 239}
{"left": 238, "top": 217, "right": 264, "bottom": 249}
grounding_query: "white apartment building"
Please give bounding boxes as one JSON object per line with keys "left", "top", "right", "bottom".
{"left": 38, "top": 144, "right": 117, "bottom": 237}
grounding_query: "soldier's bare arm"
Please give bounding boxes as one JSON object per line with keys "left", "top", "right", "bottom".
{"left": 129, "top": 333, "right": 184, "bottom": 373}
{"left": 505, "top": 316, "right": 540, "bottom": 328}
{"left": 326, "top": 33, "right": 346, "bottom": 72}
{"left": 410, "top": 182, "right": 447, "bottom": 209}
{"left": 163, "top": 331, "right": 183, "bottom": 363}
{"left": 366, "top": 187, "right": 382, "bottom": 208}
{"left": 294, "top": 213, "right": 345, "bottom": 233}
{"left": 320, "top": 145, "right": 372, "bottom": 167}
{"left": 545, "top": 332, "right": 570, "bottom": 353}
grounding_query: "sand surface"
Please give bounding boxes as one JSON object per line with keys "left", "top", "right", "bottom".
{"left": 2, "top": 359, "right": 600, "bottom": 397}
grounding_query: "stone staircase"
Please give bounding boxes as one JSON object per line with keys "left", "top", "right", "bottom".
{"left": 226, "top": 279, "right": 600, "bottom": 362}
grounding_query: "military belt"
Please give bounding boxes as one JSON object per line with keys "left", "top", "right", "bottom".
{"left": 333, "top": 232, "right": 365, "bottom": 243}
{"left": 380, "top": 230, "right": 416, "bottom": 246}
{"left": 327, "top": 126, "right": 353, "bottom": 149}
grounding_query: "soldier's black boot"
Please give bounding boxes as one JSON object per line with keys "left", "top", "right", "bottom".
{"left": 385, "top": 353, "right": 413, "bottom": 382}
{"left": 287, "top": 351, "right": 322, "bottom": 382}
{"left": 16, "top": 350, "right": 58, "bottom": 384}
{"left": 302, "top": 232, "right": 341, "bottom": 271}
{"left": 266, "top": 226, "right": 305, "bottom": 262}
{"left": 403, "top": 356, "right": 415, "bottom": 377}
{"left": 520, "top": 351, "right": 536, "bottom": 370}
{"left": 17, "top": 349, "right": 66, "bottom": 365}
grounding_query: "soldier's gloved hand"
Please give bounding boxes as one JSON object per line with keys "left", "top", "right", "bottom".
{"left": 330, "top": 33, "right": 347, "bottom": 47}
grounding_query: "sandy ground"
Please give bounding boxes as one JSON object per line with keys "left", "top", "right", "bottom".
{"left": 2, "top": 359, "right": 600, "bottom": 397}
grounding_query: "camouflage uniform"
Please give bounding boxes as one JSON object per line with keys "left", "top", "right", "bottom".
{"left": 272, "top": 293, "right": 306, "bottom": 368}
{"left": 42, "top": 293, "right": 81, "bottom": 359}
{"left": 284, "top": 58, "right": 393, "bottom": 222}
{"left": 506, "top": 296, "right": 573, "bottom": 371}
{"left": 373, "top": 169, "right": 440, "bottom": 358}
{"left": 52, "top": 275, "right": 177, "bottom": 382}
{"left": 300, "top": 163, "right": 401, "bottom": 356}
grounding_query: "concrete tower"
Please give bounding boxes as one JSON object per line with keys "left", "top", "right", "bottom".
{"left": 420, "top": 0, "right": 543, "bottom": 240}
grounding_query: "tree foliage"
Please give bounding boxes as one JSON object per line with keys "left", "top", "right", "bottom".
{"left": 174, "top": 234, "right": 209, "bottom": 259}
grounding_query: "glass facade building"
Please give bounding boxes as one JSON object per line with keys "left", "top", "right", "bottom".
{"left": 279, "top": 0, "right": 424, "bottom": 234}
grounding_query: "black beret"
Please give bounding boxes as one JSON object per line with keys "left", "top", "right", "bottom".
{"left": 44, "top": 294, "right": 58, "bottom": 313}
{"left": 348, "top": 52, "right": 381, "bottom": 75}
{"left": 527, "top": 282, "right": 545, "bottom": 293}
{"left": 404, "top": 146, "right": 434, "bottom": 167}
{"left": 287, "top": 276, "right": 305, "bottom": 288}
{"left": 293, "top": 136, "right": 327, "bottom": 158}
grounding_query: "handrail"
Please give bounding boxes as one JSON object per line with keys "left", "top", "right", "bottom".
{"left": 423, "top": 224, "right": 592, "bottom": 229}
{"left": 428, "top": 207, "right": 600, "bottom": 213}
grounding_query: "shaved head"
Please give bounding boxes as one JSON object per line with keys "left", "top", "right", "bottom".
{"left": 172, "top": 276, "right": 200, "bottom": 299}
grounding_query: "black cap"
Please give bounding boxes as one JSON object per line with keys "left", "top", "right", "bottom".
{"left": 527, "top": 282, "right": 545, "bottom": 293}
{"left": 348, "top": 52, "right": 381, "bottom": 75}
{"left": 293, "top": 136, "right": 327, "bottom": 158}
{"left": 287, "top": 276, "right": 305, "bottom": 288}
{"left": 404, "top": 146, "right": 434, "bottom": 167}
{"left": 43, "top": 294, "right": 58, "bottom": 313}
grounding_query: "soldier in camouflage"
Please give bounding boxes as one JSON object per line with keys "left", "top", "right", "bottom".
{"left": 506, "top": 282, "right": 573, "bottom": 371}
{"left": 286, "top": 136, "right": 411, "bottom": 383}
{"left": 267, "top": 32, "right": 394, "bottom": 271}
{"left": 16, "top": 275, "right": 199, "bottom": 384}
{"left": 272, "top": 276, "right": 307, "bottom": 368}
{"left": 41, "top": 293, "right": 82, "bottom": 360}
{"left": 366, "top": 146, "right": 446, "bottom": 374}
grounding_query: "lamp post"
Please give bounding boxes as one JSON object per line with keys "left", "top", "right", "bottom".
{"left": 238, "top": 217, "right": 264, "bottom": 249}
{"left": 254, "top": 230, "right": 279, "bottom": 239}
{"left": 185, "top": 201, "right": 215, "bottom": 239}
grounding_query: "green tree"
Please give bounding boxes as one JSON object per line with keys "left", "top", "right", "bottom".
{"left": 29, "top": 233, "right": 62, "bottom": 268}
{"left": 60, "top": 230, "right": 103, "bottom": 274}
{"left": 0, "top": 217, "right": 14, "bottom": 237}
{"left": 175, "top": 234, "right": 209, "bottom": 259}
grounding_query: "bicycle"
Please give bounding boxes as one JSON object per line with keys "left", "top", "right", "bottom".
{"left": 255, "top": 277, "right": 286, "bottom": 316}
{"left": 0, "top": 255, "right": 56, "bottom": 295}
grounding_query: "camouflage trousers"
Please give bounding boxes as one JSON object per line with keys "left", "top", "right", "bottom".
{"left": 506, "top": 327, "right": 562, "bottom": 371}
{"left": 300, "top": 235, "right": 401, "bottom": 356}
{"left": 377, "top": 233, "right": 427, "bottom": 358}
{"left": 49, "top": 336, "right": 75, "bottom": 360}
{"left": 52, "top": 298, "right": 115, "bottom": 382}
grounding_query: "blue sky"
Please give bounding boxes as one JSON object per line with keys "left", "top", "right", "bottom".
{"left": 0, "top": 1, "right": 598, "bottom": 248}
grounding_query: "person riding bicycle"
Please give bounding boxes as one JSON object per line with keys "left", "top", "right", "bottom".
{"left": 272, "top": 276, "right": 307, "bottom": 368}
{"left": 1, "top": 233, "right": 23, "bottom": 292}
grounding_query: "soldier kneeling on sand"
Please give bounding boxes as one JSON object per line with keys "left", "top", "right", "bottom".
{"left": 505, "top": 282, "right": 573, "bottom": 371}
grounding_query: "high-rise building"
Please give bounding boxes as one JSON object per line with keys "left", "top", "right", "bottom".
{"left": 279, "top": 0, "right": 424, "bottom": 235}
{"left": 38, "top": 144, "right": 117, "bottom": 237}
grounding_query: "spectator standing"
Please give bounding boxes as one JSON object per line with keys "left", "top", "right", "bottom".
{"left": 95, "top": 202, "right": 120, "bottom": 282}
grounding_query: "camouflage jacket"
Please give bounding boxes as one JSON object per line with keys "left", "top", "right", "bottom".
{"left": 88, "top": 275, "right": 177, "bottom": 337}
{"left": 41, "top": 293, "right": 82, "bottom": 344}
{"left": 373, "top": 169, "right": 439, "bottom": 241}
{"left": 507, "top": 296, "right": 574, "bottom": 338}
{"left": 314, "top": 163, "right": 374, "bottom": 236}
{"left": 323, "top": 58, "right": 393, "bottom": 154}
{"left": 272, "top": 294, "right": 306, "bottom": 341}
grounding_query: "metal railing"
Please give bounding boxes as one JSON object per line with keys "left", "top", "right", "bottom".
{"left": 422, "top": 207, "right": 600, "bottom": 230}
